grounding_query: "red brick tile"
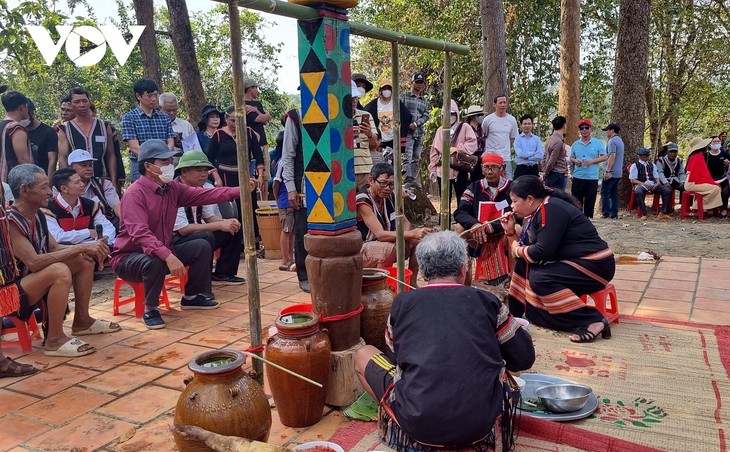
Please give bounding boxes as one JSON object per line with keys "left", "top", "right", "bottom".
{"left": 656, "top": 262, "right": 699, "bottom": 272}
{"left": 26, "top": 413, "right": 135, "bottom": 451}
{"left": 265, "top": 281, "right": 303, "bottom": 296}
{"left": 701, "top": 258, "right": 730, "bottom": 269}
{"left": 67, "top": 344, "right": 148, "bottom": 372}
{"left": 154, "top": 366, "right": 191, "bottom": 391}
{"left": 7, "top": 364, "right": 99, "bottom": 397}
{"left": 0, "top": 389, "right": 40, "bottom": 416}
{"left": 17, "top": 386, "right": 114, "bottom": 425}
{"left": 16, "top": 349, "right": 72, "bottom": 373}
{"left": 696, "top": 287, "right": 730, "bottom": 302}
{"left": 615, "top": 261, "right": 656, "bottom": 272}
{"left": 0, "top": 414, "right": 52, "bottom": 450}
{"left": 693, "top": 298, "right": 730, "bottom": 312}
{"left": 203, "top": 299, "right": 250, "bottom": 318}
{"left": 697, "top": 277, "right": 730, "bottom": 290}
{"left": 180, "top": 324, "right": 249, "bottom": 349}
{"left": 691, "top": 309, "right": 730, "bottom": 326}
{"left": 96, "top": 384, "right": 180, "bottom": 423}
{"left": 75, "top": 329, "right": 139, "bottom": 350}
{"left": 617, "top": 290, "right": 644, "bottom": 303}
{"left": 165, "top": 314, "right": 225, "bottom": 333}
{"left": 651, "top": 270, "right": 698, "bottom": 282}
{"left": 118, "top": 329, "right": 192, "bottom": 352}
{"left": 612, "top": 279, "right": 648, "bottom": 292}
{"left": 284, "top": 291, "right": 315, "bottom": 304}
{"left": 134, "top": 343, "right": 212, "bottom": 370}
{"left": 633, "top": 308, "right": 690, "bottom": 322}
{"left": 613, "top": 270, "right": 652, "bottom": 282}
{"left": 662, "top": 256, "right": 701, "bottom": 263}
{"left": 111, "top": 413, "right": 177, "bottom": 452}
{"left": 82, "top": 362, "right": 169, "bottom": 394}
{"left": 615, "top": 302, "right": 638, "bottom": 316}
{"left": 637, "top": 298, "right": 692, "bottom": 314}
{"left": 643, "top": 287, "right": 695, "bottom": 302}
{"left": 648, "top": 278, "right": 696, "bottom": 292}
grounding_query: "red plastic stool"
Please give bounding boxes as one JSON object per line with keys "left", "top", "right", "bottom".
{"left": 113, "top": 278, "right": 171, "bottom": 318}
{"left": 651, "top": 189, "right": 674, "bottom": 214}
{"left": 580, "top": 283, "right": 619, "bottom": 324}
{"left": 1, "top": 315, "right": 42, "bottom": 353}
{"left": 164, "top": 269, "right": 189, "bottom": 292}
{"left": 680, "top": 191, "right": 704, "bottom": 220}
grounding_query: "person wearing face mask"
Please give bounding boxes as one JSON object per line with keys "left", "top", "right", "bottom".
{"left": 110, "top": 140, "right": 243, "bottom": 330}
{"left": 0, "top": 91, "right": 33, "bottom": 181}
{"left": 363, "top": 79, "right": 412, "bottom": 162}
{"left": 705, "top": 135, "right": 730, "bottom": 217}
{"left": 428, "top": 99, "right": 477, "bottom": 204}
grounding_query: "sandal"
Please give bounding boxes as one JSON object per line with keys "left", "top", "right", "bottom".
{"left": 0, "top": 357, "right": 40, "bottom": 378}
{"left": 278, "top": 261, "right": 296, "bottom": 272}
{"left": 569, "top": 319, "right": 611, "bottom": 343}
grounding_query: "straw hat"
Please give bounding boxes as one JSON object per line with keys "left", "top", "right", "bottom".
{"left": 464, "top": 105, "right": 484, "bottom": 118}
{"left": 689, "top": 137, "right": 711, "bottom": 153}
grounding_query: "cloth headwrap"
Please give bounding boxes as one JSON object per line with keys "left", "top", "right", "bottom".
{"left": 481, "top": 153, "right": 505, "bottom": 165}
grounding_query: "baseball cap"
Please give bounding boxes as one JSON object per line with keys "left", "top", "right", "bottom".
{"left": 602, "top": 123, "right": 620, "bottom": 133}
{"left": 578, "top": 118, "right": 592, "bottom": 128}
{"left": 68, "top": 149, "right": 97, "bottom": 165}
{"left": 244, "top": 79, "right": 258, "bottom": 90}
{"left": 138, "top": 139, "right": 182, "bottom": 161}
{"left": 176, "top": 150, "right": 214, "bottom": 170}
{"left": 412, "top": 72, "right": 426, "bottom": 82}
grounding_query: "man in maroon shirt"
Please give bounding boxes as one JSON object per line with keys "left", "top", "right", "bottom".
{"left": 110, "top": 140, "right": 242, "bottom": 329}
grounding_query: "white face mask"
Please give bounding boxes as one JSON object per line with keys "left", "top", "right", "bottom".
{"left": 381, "top": 89, "right": 392, "bottom": 99}
{"left": 19, "top": 119, "right": 31, "bottom": 127}
{"left": 710, "top": 143, "right": 721, "bottom": 151}
{"left": 156, "top": 163, "right": 175, "bottom": 183}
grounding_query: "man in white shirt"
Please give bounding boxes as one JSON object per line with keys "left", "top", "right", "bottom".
{"left": 171, "top": 151, "right": 245, "bottom": 285}
{"left": 481, "top": 95, "right": 519, "bottom": 180}
{"left": 45, "top": 168, "right": 115, "bottom": 247}
{"left": 159, "top": 93, "right": 196, "bottom": 156}
{"left": 67, "top": 149, "right": 120, "bottom": 229}
{"left": 629, "top": 147, "right": 672, "bottom": 220}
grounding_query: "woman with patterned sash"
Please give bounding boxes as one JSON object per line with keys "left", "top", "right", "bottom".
{"left": 501, "top": 176, "right": 615, "bottom": 343}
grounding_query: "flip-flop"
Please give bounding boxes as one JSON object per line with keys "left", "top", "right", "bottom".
{"left": 72, "top": 319, "right": 121, "bottom": 336}
{"left": 44, "top": 338, "right": 96, "bottom": 357}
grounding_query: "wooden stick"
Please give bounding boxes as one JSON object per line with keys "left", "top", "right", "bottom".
{"left": 458, "top": 214, "right": 510, "bottom": 238}
{"left": 384, "top": 273, "right": 418, "bottom": 290}
{"left": 241, "top": 351, "right": 323, "bottom": 388}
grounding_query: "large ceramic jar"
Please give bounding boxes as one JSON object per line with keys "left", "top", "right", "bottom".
{"left": 266, "top": 312, "right": 331, "bottom": 427}
{"left": 173, "top": 349, "right": 272, "bottom": 452}
{"left": 360, "top": 268, "right": 395, "bottom": 352}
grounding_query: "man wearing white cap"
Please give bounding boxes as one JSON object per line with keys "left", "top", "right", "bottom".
{"left": 67, "top": 149, "right": 121, "bottom": 230}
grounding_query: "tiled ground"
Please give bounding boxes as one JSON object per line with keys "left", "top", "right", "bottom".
{"left": 1, "top": 256, "right": 729, "bottom": 451}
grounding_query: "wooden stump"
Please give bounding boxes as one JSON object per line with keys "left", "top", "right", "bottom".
{"left": 326, "top": 338, "right": 366, "bottom": 407}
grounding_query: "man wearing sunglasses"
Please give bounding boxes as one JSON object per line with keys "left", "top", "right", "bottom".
{"left": 569, "top": 119, "right": 607, "bottom": 217}
{"left": 356, "top": 163, "right": 431, "bottom": 280}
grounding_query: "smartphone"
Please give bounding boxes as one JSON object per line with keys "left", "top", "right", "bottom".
{"left": 361, "top": 115, "right": 370, "bottom": 127}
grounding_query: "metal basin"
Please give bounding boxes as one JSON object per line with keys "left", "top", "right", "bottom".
{"left": 535, "top": 384, "right": 592, "bottom": 413}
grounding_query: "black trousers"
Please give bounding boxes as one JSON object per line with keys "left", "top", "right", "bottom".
{"left": 571, "top": 178, "right": 599, "bottom": 218}
{"left": 514, "top": 164, "right": 539, "bottom": 179}
{"left": 293, "top": 206, "right": 308, "bottom": 283}
{"left": 113, "top": 239, "right": 212, "bottom": 308}
{"left": 171, "top": 229, "right": 242, "bottom": 277}
{"left": 220, "top": 168, "right": 260, "bottom": 239}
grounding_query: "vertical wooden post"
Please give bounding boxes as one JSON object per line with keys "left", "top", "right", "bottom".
{"left": 440, "top": 51, "right": 452, "bottom": 231}
{"left": 391, "top": 42, "right": 405, "bottom": 293}
{"left": 228, "top": 0, "right": 263, "bottom": 386}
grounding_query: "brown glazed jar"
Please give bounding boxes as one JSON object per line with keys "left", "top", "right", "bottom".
{"left": 266, "top": 312, "right": 331, "bottom": 427}
{"left": 173, "top": 349, "right": 272, "bottom": 451}
{"left": 360, "top": 268, "right": 395, "bottom": 352}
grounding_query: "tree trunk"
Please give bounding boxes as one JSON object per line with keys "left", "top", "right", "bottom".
{"left": 611, "top": 0, "right": 650, "bottom": 206}
{"left": 166, "top": 0, "right": 206, "bottom": 121}
{"left": 480, "top": 0, "right": 508, "bottom": 112}
{"left": 132, "top": 0, "right": 162, "bottom": 89}
{"left": 558, "top": 0, "right": 580, "bottom": 145}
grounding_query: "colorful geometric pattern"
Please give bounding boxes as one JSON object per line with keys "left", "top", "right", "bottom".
{"left": 298, "top": 16, "right": 356, "bottom": 233}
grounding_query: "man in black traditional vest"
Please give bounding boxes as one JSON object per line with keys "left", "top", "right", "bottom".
{"left": 629, "top": 147, "right": 672, "bottom": 220}
{"left": 44, "top": 168, "right": 115, "bottom": 247}
{"left": 171, "top": 151, "right": 245, "bottom": 285}
{"left": 0, "top": 91, "right": 33, "bottom": 182}
{"left": 657, "top": 142, "right": 686, "bottom": 210}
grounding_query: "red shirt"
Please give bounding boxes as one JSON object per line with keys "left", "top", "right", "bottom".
{"left": 686, "top": 152, "right": 719, "bottom": 186}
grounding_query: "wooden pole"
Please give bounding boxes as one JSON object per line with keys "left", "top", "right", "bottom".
{"left": 227, "top": 0, "right": 264, "bottom": 386}
{"left": 391, "top": 42, "right": 405, "bottom": 294}
{"left": 439, "top": 52, "right": 452, "bottom": 230}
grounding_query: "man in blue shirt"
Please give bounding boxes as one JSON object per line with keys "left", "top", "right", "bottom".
{"left": 513, "top": 114, "right": 544, "bottom": 179}
{"left": 600, "top": 123, "right": 625, "bottom": 219}
{"left": 121, "top": 79, "right": 175, "bottom": 182}
{"left": 570, "top": 119, "right": 607, "bottom": 218}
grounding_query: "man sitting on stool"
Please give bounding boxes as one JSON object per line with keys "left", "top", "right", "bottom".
{"left": 629, "top": 147, "right": 672, "bottom": 220}
{"left": 172, "top": 151, "right": 244, "bottom": 285}
{"left": 110, "top": 140, "right": 243, "bottom": 330}
{"left": 67, "top": 149, "right": 121, "bottom": 233}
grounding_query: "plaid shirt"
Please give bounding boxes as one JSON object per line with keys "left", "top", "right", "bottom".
{"left": 400, "top": 91, "right": 429, "bottom": 139}
{"left": 121, "top": 107, "right": 175, "bottom": 158}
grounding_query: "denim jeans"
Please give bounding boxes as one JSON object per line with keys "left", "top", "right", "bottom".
{"left": 600, "top": 177, "right": 620, "bottom": 218}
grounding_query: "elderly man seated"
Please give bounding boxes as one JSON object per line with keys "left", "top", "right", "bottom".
{"left": 454, "top": 153, "right": 513, "bottom": 286}
{"left": 356, "top": 162, "right": 431, "bottom": 277}
{"left": 355, "top": 231, "right": 535, "bottom": 451}
{"left": 6, "top": 164, "right": 118, "bottom": 358}
{"left": 172, "top": 151, "right": 244, "bottom": 285}
{"left": 44, "top": 168, "right": 116, "bottom": 247}
{"left": 629, "top": 147, "right": 672, "bottom": 219}
{"left": 67, "top": 149, "right": 121, "bottom": 231}
{"left": 110, "top": 140, "right": 242, "bottom": 330}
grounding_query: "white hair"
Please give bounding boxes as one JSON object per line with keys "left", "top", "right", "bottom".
{"left": 159, "top": 93, "right": 178, "bottom": 106}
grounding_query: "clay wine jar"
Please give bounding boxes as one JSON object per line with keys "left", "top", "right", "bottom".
{"left": 360, "top": 268, "right": 395, "bottom": 352}
{"left": 173, "top": 349, "right": 272, "bottom": 451}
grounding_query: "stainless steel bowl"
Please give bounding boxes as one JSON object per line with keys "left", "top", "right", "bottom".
{"left": 534, "top": 384, "right": 592, "bottom": 413}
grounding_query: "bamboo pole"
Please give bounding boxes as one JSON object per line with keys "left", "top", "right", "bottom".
{"left": 228, "top": 0, "right": 264, "bottom": 386}
{"left": 391, "top": 42, "right": 405, "bottom": 294}
{"left": 214, "top": 0, "right": 470, "bottom": 55}
{"left": 439, "top": 51, "right": 452, "bottom": 230}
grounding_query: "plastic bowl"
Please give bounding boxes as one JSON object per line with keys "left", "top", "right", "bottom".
{"left": 535, "top": 383, "right": 592, "bottom": 413}
{"left": 513, "top": 376, "right": 526, "bottom": 391}
{"left": 293, "top": 441, "right": 345, "bottom": 452}
{"left": 515, "top": 317, "right": 529, "bottom": 330}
